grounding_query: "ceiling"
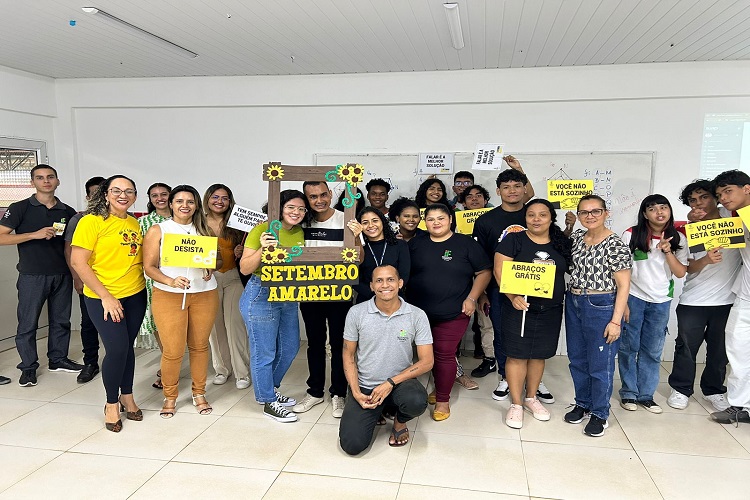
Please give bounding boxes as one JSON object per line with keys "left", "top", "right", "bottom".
{"left": 2, "top": 0, "right": 750, "bottom": 79}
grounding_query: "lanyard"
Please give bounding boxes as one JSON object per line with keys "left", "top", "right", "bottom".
{"left": 366, "top": 241, "right": 387, "bottom": 267}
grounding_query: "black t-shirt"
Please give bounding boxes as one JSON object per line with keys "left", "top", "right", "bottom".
{"left": 471, "top": 205, "right": 527, "bottom": 289}
{"left": 406, "top": 232, "right": 491, "bottom": 321}
{"left": 495, "top": 231, "right": 567, "bottom": 304}
{"left": 0, "top": 195, "right": 77, "bottom": 275}
{"left": 355, "top": 239, "right": 411, "bottom": 303}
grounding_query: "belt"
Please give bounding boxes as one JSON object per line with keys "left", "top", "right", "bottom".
{"left": 569, "top": 288, "right": 613, "bottom": 295}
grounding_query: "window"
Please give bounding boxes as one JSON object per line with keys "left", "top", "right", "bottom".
{"left": 0, "top": 137, "right": 48, "bottom": 210}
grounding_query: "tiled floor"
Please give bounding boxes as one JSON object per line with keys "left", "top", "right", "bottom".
{"left": 1, "top": 336, "right": 749, "bottom": 499}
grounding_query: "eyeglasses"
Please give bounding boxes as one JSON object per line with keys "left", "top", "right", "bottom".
{"left": 454, "top": 181, "right": 473, "bottom": 187}
{"left": 577, "top": 209, "right": 605, "bottom": 217}
{"left": 109, "top": 188, "right": 136, "bottom": 196}
{"left": 210, "top": 195, "right": 230, "bottom": 202}
{"left": 283, "top": 205, "right": 307, "bottom": 214}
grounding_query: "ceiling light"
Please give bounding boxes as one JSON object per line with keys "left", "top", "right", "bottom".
{"left": 81, "top": 7, "right": 198, "bottom": 59}
{"left": 443, "top": 3, "right": 464, "bottom": 50}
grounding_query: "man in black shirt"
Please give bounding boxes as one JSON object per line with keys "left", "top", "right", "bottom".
{"left": 0, "top": 165, "right": 82, "bottom": 387}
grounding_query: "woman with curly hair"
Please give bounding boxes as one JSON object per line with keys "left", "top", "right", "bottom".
{"left": 415, "top": 178, "right": 456, "bottom": 231}
{"left": 70, "top": 175, "right": 147, "bottom": 432}
{"left": 495, "top": 199, "right": 571, "bottom": 429}
{"left": 388, "top": 197, "right": 425, "bottom": 242}
{"left": 351, "top": 206, "right": 410, "bottom": 304}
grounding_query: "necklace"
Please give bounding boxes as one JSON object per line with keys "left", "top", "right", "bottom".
{"left": 366, "top": 241, "right": 387, "bottom": 266}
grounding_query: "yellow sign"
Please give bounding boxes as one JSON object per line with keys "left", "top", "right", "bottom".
{"left": 260, "top": 262, "right": 358, "bottom": 302}
{"left": 418, "top": 208, "right": 426, "bottom": 230}
{"left": 737, "top": 206, "right": 750, "bottom": 228}
{"left": 161, "top": 233, "right": 218, "bottom": 268}
{"left": 455, "top": 208, "right": 492, "bottom": 235}
{"left": 547, "top": 180, "right": 594, "bottom": 209}
{"left": 684, "top": 217, "right": 746, "bottom": 252}
{"left": 499, "top": 260, "right": 556, "bottom": 298}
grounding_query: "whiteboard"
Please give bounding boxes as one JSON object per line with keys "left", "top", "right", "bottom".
{"left": 316, "top": 151, "right": 655, "bottom": 356}
{"left": 315, "top": 151, "right": 654, "bottom": 237}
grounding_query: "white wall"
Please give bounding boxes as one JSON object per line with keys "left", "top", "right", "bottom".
{"left": 0, "top": 66, "right": 57, "bottom": 346}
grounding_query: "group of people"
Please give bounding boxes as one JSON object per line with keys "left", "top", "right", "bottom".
{"left": 1, "top": 160, "right": 749, "bottom": 453}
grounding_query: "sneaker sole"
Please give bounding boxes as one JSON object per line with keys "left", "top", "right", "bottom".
{"left": 48, "top": 368, "right": 82, "bottom": 373}
{"left": 492, "top": 392, "right": 509, "bottom": 401}
{"left": 263, "top": 412, "right": 298, "bottom": 423}
{"left": 702, "top": 396, "right": 730, "bottom": 412}
{"left": 18, "top": 381, "right": 37, "bottom": 387}
{"left": 584, "top": 421, "right": 609, "bottom": 437}
{"left": 639, "top": 404, "right": 663, "bottom": 414}
{"left": 667, "top": 400, "right": 688, "bottom": 410}
{"left": 293, "top": 398, "right": 324, "bottom": 413}
{"left": 505, "top": 419, "right": 523, "bottom": 429}
{"left": 564, "top": 414, "right": 590, "bottom": 424}
{"left": 620, "top": 402, "right": 637, "bottom": 411}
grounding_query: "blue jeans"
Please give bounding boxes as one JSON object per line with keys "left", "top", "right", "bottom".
{"left": 618, "top": 295, "right": 670, "bottom": 401}
{"left": 240, "top": 275, "right": 300, "bottom": 403}
{"left": 565, "top": 291, "right": 619, "bottom": 420}
{"left": 487, "top": 287, "right": 507, "bottom": 377}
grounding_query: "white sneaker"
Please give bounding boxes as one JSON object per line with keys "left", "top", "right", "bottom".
{"left": 292, "top": 394, "right": 324, "bottom": 413}
{"left": 235, "top": 376, "right": 251, "bottom": 390}
{"left": 667, "top": 388, "right": 689, "bottom": 410}
{"left": 506, "top": 403, "right": 524, "bottom": 429}
{"left": 703, "top": 393, "right": 731, "bottom": 412}
{"left": 523, "top": 397, "right": 551, "bottom": 421}
{"left": 492, "top": 377, "right": 509, "bottom": 401}
{"left": 331, "top": 395, "right": 346, "bottom": 418}
{"left": 264, "top": 401, "right": 298, "bottom": 423}
{"left": 213, "top": 374, "right": 228, "bottom": 385}
{"left": 536, "top": 381, "right": 555, "bottom": 404}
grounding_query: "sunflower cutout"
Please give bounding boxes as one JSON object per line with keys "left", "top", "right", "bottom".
{"left": 341, "top": 248, "right": 358, "bottom": 263}
{"left": 348, "top": 173, "right": 363, "bottom": 186}
{"left": 352, "top": 164, "right": 364, "bottom": 177}
{"left": 274, "top": 248, "right": 290, "bottom": 262}
{"left": 266, "top": 165, "right": 284, "bottom": 181}
{"left": 261, "top": 249, "right": 278, "bottom": 265}
{"left": 337, "top": 164, "right": 353, "bottom": 181}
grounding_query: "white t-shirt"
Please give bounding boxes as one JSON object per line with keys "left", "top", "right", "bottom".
{"left": 153, "top": 219, "right": 218, "bottom": 293}
{"left": 680, "top": 208, "right": 742, "bottom": 306}
{"left": 621, "top": 228, "right": 689, "bottom": 303}
{"left": 303, "top": 209, "right": 345, "bottom": 247}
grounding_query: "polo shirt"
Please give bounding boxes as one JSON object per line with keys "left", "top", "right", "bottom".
{"left": 1, "top": 195, "right": 77, "bottom": 275}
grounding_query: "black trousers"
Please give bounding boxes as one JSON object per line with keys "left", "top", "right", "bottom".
{"left": 85, "top": 290, "right": 147, "bottom": 403}
{"left": 668, "top": 304, "right": 730, "bottom": 397}
{"left": 299, "top": 301, "right": 351, "bottom": 398}
{"left": 16, "top": 274, "right": 73, "bottom": 371}
{"left": 78, "top": 294, "right": 100, "bottom": 367}
{"left": 338, "top": 378, "right": 427, "bottom": 456}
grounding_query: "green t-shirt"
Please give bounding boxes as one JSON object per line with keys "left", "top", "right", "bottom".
{"left": 245, "top": 221, "right": 305, "bottom": 276}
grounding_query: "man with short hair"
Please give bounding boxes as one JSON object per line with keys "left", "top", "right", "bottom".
{"left": 63, "top": 176, "right": 105, "bottom": 383}
{"left": 449, "top": 171, "right": 474, "bottom": 209}
{"left": 339, "top": 265, "right": 433, "bottom": 454}
{"left": 365, "top": 178, "right": 390, "bottom": 216}
{"left": 296, "top": 181, "right": 357, "bottom": 418}
{"left": 710, "top": 170, "right": 750, "bottom": 424}
{"left": 0, "top": 164, "right": 81, "bottom": 387}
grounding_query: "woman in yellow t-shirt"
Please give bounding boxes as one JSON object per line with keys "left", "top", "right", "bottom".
{"left": 71, "top": 175, "right": 146, "bottom": 433}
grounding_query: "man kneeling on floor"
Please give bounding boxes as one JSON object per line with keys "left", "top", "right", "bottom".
{"left": 339, "top": 265, "right": 433, "bottom": 455}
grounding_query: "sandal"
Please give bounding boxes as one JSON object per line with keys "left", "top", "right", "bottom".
{"left": 389, "top": 425, "right": 409, "bottom": 447}
{"left": 376, "top": 415, "right": 387, "bottom": 426}
{"left": 160, "top": 398, "right": 176, "bottom": 419}
{"left": 119, "top": 396, "right": 143, "bottom": 421}
{"left": 152, "top": 370, "right": 163, "bottom": 389}
{"left": 192, "top": 394, "right": 213, "bottom": 415}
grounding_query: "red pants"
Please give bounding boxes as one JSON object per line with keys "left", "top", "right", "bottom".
{"left": 433, "top": 314, "right": 471, "bottom": 403}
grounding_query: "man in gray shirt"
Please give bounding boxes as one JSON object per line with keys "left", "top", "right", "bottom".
{"left": 339, "top": 265, "right": 433, "bottom": 455}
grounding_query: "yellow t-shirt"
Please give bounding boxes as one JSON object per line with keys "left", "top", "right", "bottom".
{"left": 245, "top": 222, "right": 305, "bottom": 276}
{"left": 72, "top": 214, "right": 146, "bottom": 299}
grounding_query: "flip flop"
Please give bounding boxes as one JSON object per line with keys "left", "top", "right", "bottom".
{"left": 389, "top": 426, "right": 409, "bottom": 447}
{"left": 376, "top": 415, "right": 387, "bottom": 426}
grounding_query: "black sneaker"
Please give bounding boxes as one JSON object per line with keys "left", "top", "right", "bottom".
{"left": 584, "top": 415, "right": 608, "bottom": 437}
{"left": 536, "top": 381, "right": 555, "bottom": 404}
{"left": 0, "top": 375, "right": 10, "bottom": 385}
{"left": 492, "top": 377, "right": 510, "bottom": 401}
{"left": 471, "top": 357, "right": 496, "bottom": 378}
{"left": 564, "top": 405, "right": 590, "bottom": 424}
{"left": 638, "top": 400, "right": 663, "bottom": 414}
{"left": 77, "top": 364, "right": 100, "bottom": 384}
{"left": 19, "top": 369, "right": 37, "bottom": 387}
{"left": 48, "top": 358, "right": 84, "bottom": 373}
{"left": 711, "top": 406, "right": 750, "bottom": 424}
{"left": 263, "top": 401, "right": 298, "bottom": 422}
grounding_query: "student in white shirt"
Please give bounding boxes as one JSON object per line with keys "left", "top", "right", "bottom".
{"left": 619, "top": 195, "right": 688, "bottom": 414}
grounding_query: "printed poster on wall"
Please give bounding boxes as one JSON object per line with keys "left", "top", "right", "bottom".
{"left": 418, "top": 153, "right": 454, "bottom": 175}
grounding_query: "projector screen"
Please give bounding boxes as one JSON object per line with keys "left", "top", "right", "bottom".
{"left": 700, "top": 113, "right": 750, "bottom": 179}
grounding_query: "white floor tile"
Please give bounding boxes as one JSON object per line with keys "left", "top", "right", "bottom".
{"left": 0, "top": 445, "right": 61, "bottom": 493}
{"left": 397, "top": 484, "right": 528, "bottom": 499}
{"left": 266, "top": 472, "right": 400, "bottom": 500}
{"left": 0, "top": 397, "right": 46, "bottom": 426}
{"left": 0, "top": 402, "right": 103, "bottom": 451}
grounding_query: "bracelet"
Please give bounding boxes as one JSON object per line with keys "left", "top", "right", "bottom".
{"left": 467, "top": 296, "right": 476, "bottom": 303}
{"left": 609, "top": 321, "right": 621, "bottom": 327}
{"left": 386, "top": 377, "right": 396, "bottom": 388}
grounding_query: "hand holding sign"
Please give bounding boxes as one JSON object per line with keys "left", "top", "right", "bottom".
{"left": 510, "top": 295, "right": 529, "bottom": 312}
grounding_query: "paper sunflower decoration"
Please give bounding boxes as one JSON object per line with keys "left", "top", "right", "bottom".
{"left": 266, "top": 165, "right": 284, "bottom": 181}
{"left": 341, "top": 248, "right": 358, "bottom": 263}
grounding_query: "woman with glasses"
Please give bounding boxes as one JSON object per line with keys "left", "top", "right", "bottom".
{"left": 70, "top": 175, "right": 147, "bottom": 432}
{"left": 136, "top": 182, "right": 171, "bottom": 386}
{"left": 239, "top": 190, "right": 308, "bottom": 423}
{"left": 143, "top": 185, "right": 220, "bottom": 418}
{"left": 618, "top": 195, "right": 688, "bottom": 415}
{"left": 564, "top": 195, "right": 632, "bottom": 437}
{"left": 203, "top": 184, "right": 251, "bottom": 390}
